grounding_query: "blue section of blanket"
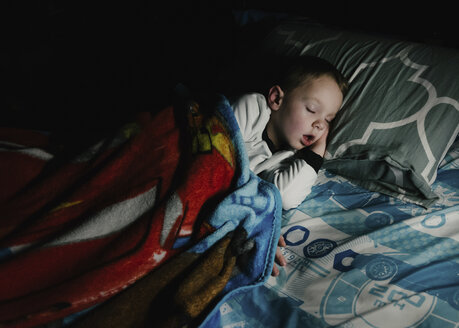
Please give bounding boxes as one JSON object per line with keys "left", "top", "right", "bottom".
{"left": 208, "top": 139, "right": 459, "bottom": 327}
{"left": 190, "top": 96, "right": 282, "bottom": 327}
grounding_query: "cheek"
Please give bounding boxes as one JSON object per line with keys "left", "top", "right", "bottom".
{"left": 283, "top": 117, "right": 303, "bottom": 138}
{"left": 279, "top": 103, "right": 308, "bottom": 138}
{"left": 286, "top": 109, "right": 307, "bottom": 132}
{"left": 293, "top": 120, "right": 306, "bottom": 134}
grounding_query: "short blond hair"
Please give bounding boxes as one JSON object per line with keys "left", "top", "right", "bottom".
{"left": 277, "top": 56, "right": 348, "bottom": 97}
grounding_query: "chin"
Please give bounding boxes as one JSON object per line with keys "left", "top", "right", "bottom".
{"left": 293, "top": 144, "right": 304, "bottom": 151}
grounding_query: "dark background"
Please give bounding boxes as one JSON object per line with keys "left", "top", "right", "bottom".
{"left": 2, "top": 1, "right": 457, "bottom": 150}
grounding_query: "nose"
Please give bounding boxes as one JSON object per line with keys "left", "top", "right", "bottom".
{"left": 313, "top": 120, "right": 326, "bottom": 131}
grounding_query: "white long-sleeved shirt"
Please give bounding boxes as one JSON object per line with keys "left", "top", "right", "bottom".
{"left": 232, "top": 93, "right": 323, "bottom": 210}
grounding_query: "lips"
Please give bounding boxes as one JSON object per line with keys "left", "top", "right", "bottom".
{"left": 301, "top": 134, "right": 315, "bottom": 147}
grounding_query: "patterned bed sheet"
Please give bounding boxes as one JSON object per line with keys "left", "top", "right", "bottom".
{"left": 209, "top": 139, "right": 459, "bottom": 328}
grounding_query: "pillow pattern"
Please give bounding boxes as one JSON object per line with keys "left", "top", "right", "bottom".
{"left": 261, "top": 21, "right": 459, "bottom": 207}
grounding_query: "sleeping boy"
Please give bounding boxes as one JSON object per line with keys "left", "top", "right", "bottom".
{"left": 231, "top": 56, "right": 348, "bottom": 276}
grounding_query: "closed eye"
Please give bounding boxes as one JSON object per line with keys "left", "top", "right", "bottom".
{"left": 306, "top": 107, "right": 315, "bottom": 114}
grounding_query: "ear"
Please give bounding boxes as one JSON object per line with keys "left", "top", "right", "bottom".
{"left": 267, "top": 85, "right": 284, "bottom": 111}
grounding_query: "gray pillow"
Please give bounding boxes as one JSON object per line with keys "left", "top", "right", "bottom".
{"left": 261, "top": 21, "right": 459, "bottom": 207}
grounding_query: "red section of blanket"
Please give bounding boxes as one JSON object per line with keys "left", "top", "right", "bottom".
{"left": 0, "top": 105, "right": 236, "bottom": 327}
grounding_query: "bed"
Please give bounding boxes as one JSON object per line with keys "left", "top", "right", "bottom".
{"left": 1, "top": 8, "right": 458, "bottom": 328}
{"left": 208, "top": 149, "right": 459, "bottom": 328}
{"left": 203, "top": 16, "right": 459, "bottom": 328}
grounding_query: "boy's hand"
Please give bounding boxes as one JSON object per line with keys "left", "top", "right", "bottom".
{"left": 310, "top": 128, "right": 328, "bottom": 157}
{"left": 271, "top": 235, "right": 287, "bottom": 277}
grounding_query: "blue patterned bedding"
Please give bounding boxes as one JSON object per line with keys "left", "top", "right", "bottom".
{"left": 204, "top": 139, "right": 459, "bottom": 327}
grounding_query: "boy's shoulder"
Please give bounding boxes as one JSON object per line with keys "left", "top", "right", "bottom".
{"left": 232, "top": 93, "right": 268, "bottom": 115}
{"left": 234, "top": 92, "right": 265, "bottom": 104}
{"left": 232, "top": 93, "right": 271, "bottom": 134}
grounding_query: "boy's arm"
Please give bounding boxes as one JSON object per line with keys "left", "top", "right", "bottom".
{"left": 259, "top": 154, "right": 319, "bottom": 210}
{"left": 269, "top": 133, "right": 328, "bottom": 276}
{"left": 259, "top": 133, "right": 327, "bottom": 211}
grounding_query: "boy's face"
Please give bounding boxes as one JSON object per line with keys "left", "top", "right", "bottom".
{"left": 268, "top": 75, "right": 343, "bottom": 150}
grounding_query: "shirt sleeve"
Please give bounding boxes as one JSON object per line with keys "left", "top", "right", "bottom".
{"left": 259, "top": 152, "right": 321, "bottom": 211}
{"left": 232, "top": 93, "right": 266, "bottom": 142}
{"left": 295, "top": 147, "right": 324, "bottom": 173}
{"left": 232, "top": 93, "right": 273, "bottom": 172}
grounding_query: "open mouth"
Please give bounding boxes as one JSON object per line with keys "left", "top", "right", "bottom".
{"left": 301, "top": 134, "right": 314, "bottom": 147}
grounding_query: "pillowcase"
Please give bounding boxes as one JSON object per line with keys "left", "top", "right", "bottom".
{"left": 260, "top": 20, "right": 459, "bottom": 207}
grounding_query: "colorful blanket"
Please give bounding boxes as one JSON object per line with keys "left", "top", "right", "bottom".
{"left": 0, "top": 95, "right": 282, "bottom": 327}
